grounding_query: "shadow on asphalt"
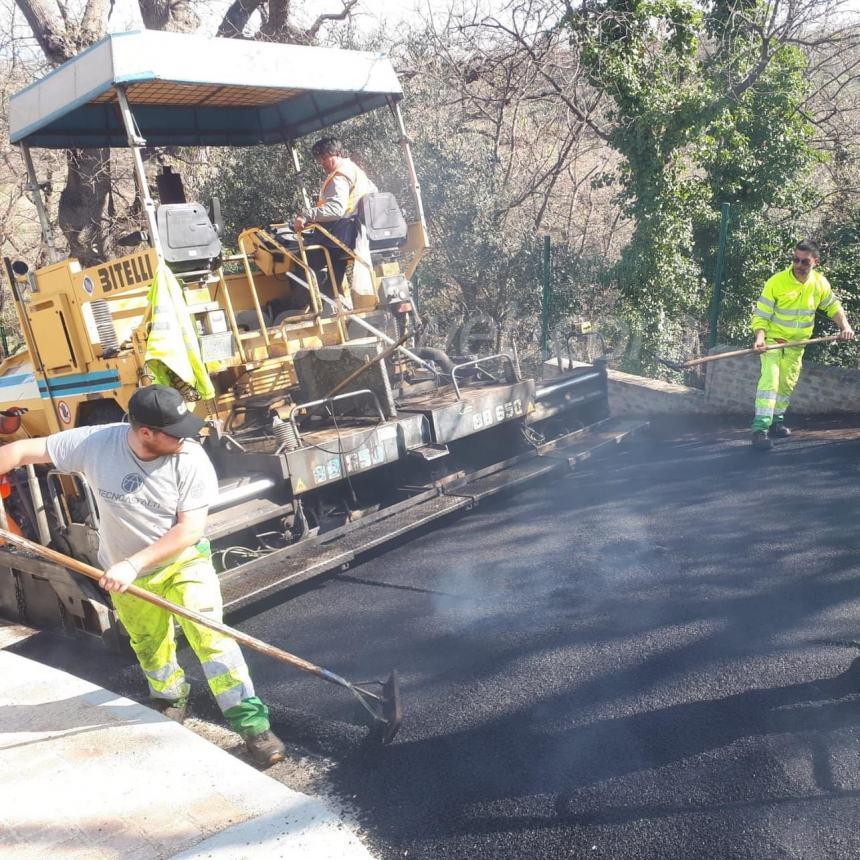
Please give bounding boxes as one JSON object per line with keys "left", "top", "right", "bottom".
{"left": 319, "top": 657, "right": 860, "bottom": 832}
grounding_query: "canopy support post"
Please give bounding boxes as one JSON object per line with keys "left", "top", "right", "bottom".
{"left": 289, "top": 141, "right": 312, "bottom": 213}
{"left": 390, "top": 99, "right": 428, "bottom": 242}
{"left": 115, "top": 86, "right": 163, "bottom": 259}
{"left": 20, "top": 144, "right": 61, "bottom": 263}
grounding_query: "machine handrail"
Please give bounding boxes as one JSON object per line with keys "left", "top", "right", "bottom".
{"left": 450, "top": 353, "right": 518, "bottom": 400}
{"left": 565, "top": 331, "right": 608, "bottom": 367}
{"left": 46, "top": 469, "right": 100, "bottom": 532}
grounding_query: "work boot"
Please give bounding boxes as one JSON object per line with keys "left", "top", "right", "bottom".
{"left": 751, "top": 430, "right": 773, "bottom": 451}
{"left": 244, "top": 729, "right": 286, "bottom": 768}
{"left": 150, "top": 696, "right": 188, "bottom": 724}
{"left": 769, "top": 422, "right": 791, "bottom": 438}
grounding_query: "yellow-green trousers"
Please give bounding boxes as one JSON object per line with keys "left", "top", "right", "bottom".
{"left": 752, "top": 342, "right": 805, "bottom": 431}
{"left": 111, "top": 542, "right": 270, "bottom": 735}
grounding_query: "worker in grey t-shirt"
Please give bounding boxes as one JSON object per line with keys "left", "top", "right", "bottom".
{"left": 0, "top": 385, "right": 285, "bottom": 768}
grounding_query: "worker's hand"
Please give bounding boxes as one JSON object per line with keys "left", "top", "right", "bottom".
{"left": 753, "top": 333, "right": 766, "bottom": 352}
{"left": 838, "top": 325, "right": 855, "bottom": 341}
{"left": 293, "top": 216, "right": 307, "bottom": 233}
{"left": 99, "top": 559, "right": 139, "bottom": 593}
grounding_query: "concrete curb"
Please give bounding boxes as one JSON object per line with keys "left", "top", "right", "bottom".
{"left": 0, "top": 637, "right": 374, "bottom": 859}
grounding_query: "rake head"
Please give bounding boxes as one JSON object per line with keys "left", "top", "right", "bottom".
{"left": 352, "top": 671, "right": 402, "bottom": 744}
{"left": 642, "top": 348, "right": 689, "bottom": 372}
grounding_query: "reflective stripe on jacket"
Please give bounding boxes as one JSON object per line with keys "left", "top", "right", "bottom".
{"left": 316, "top": 159, "right": 375, "bottom": 217}
{"left": 750, "top": 267, "right": 841, "bottom": 342}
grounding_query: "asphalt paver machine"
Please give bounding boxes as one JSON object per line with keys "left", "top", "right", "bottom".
{"left": 0, "top": 30, "right": 645, "bottom": 648}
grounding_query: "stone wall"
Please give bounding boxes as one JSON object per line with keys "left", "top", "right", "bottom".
{"left": 605, "top": 367, "right": 713, "bottom": 416}
{"left": 545, "top": 348, "right": 860, "bottom": 417}
{"left": 702, "top": 346, "right": 860, "bottom": 414}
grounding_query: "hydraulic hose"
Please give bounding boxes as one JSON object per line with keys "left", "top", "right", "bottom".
{"left": 415, "top": 347, "right": 455, "bottom": 375}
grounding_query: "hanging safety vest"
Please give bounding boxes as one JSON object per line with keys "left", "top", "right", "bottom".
{"left": 317, "top": 159, "right": 375, "bottom": 217}
{"left": 145, "top": 263, "right": 216, "bottom": 400}
{"left": 750, "top": 267, "right": 842, "bottom": 342}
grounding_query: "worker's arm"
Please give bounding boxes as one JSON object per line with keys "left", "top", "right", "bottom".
{"left": 832, "top": 308, "right": 855, "bottom": 340}
{"left": 99, "top": 507, "right": 208, "bottom": 594}
{"left": 294, "top": 173, "right": 354, "bottom": 232}
{"left": 0, "top": 437, "right": 54, "bottom": 473}
{"left": 307, "top": 173, "right": 351, "bottom": 222}
{"left": 816, "top": 279, "right": 854, "bottom": 339}
{"left": 751, "top": 279, "right": 777, "bottom": 351}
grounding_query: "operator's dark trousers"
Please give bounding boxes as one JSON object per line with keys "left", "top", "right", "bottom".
{"left": 301, "top": 218, "right": 358, "bottom": 296}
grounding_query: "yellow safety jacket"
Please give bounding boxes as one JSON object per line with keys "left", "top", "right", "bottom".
{"left": 317, "top": 159, "right": 375, "bottom": 217}
{"left": 750, "top": 267, "right": 841, "bottom": 342}
{"left": 145, "top": 263, "right": 215, "bottom": 399}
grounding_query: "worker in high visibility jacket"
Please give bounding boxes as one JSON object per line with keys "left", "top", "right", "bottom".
{"left": 750, "top": 240, "right": 854, "bottom": 450}
{"left": 293, "top": 137, "right": 377, "bottom": 297}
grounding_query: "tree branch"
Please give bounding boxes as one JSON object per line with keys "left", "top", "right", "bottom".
{"left": 14, "top": 0, "right": 70, "bottom": 65}
{"left": 305, "top": 0, "right": 358, "bottom": 42}
{"left": 81, "top": 0, "right": 112, "bottom": 43}
{"left": 216, "top": 0, "right": 265, "bottom": 38}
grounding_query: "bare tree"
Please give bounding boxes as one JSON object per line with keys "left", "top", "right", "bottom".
{"left": 216, "top": 0, "right": 357, "bottom": 41}
{"left": 395, "top": 0, "right": 629, "bottom": 336}
{"left": 793, "top": 6, "right": 860, "bottom": 228}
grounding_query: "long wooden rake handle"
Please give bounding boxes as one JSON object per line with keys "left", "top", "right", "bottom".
{"left": 325, "top": 324, "right": 417, "bottom": 400}
{"left": 0, "top": 528, "right": 344, "bottom": 685}
{"left": 680, "top": 334, "right": 842, "bottom": 369}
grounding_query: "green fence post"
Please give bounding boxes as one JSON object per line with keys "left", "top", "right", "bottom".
{"left": 708, "top": 202, "right": 730, "bottom": 348}
{"left": 541, "top": 235, "right": 551, "bottom": 359}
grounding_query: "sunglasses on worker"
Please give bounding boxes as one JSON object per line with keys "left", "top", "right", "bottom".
{"left": 792, "top": 256, "right": 814, "bottom": 265}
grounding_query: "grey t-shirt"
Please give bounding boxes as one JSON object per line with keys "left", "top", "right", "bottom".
{"left": 46, "top": 424, "right": 218, "bottom": 570}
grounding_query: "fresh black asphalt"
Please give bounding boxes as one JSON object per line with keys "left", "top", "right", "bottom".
{"left": 13, "top": 417, "right": 860, "bottom": 858}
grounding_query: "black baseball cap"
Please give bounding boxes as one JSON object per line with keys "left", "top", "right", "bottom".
{"left": 128, "top": 385, "right": 205, "bottom": 438}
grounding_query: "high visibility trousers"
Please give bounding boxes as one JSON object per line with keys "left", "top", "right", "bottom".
{"left": 751, "top": 343, "right": 805, "bottom": 431}
{"left": 111, "top": 546, "right": 270, "bottom": 734}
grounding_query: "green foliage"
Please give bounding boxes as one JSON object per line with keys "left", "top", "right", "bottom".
{"left": 565, "top": 0, "right": 822, "bottom": 365}
{"left": 811, "top": 213, "right": 860, "bottom": 365}
{"left": 196, "top": 145, "right": 302, "bottom": 240}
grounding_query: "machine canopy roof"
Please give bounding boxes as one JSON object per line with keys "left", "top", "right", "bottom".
{"left": 9, "top": 30, "right": 403, "bottom": 148}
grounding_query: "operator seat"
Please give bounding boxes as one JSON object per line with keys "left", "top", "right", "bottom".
{"left": 154, "top": 167, "right": 223, "bottom": 277}
{"left": 357, "top": 192, "right": 408, "bottom": 256}
{"left": 156, "top": 202, "right": 222, "bottom": 277}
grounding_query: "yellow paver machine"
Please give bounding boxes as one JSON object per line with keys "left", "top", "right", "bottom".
{"left": 0, "top": 30, "right": 645, "bottom": 647}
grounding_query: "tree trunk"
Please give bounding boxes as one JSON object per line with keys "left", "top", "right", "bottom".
{"left": 14, "top": 0, "right": 72, "bottom": 65}
{"left": 58, "top": 149, "right": 114, "bottom": 265}
{"left": 138, "top": 0, "right": 200, "bottom": 33}
{"left": 15, "top": 0, "right": 115, "bottom": 264}
{"left": 217, "top": 1, "right": 265, "bottom": 38}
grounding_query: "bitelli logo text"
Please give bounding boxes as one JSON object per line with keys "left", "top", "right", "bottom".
{"left": 96, "top": 253, "right": 154, "bottom": 293}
